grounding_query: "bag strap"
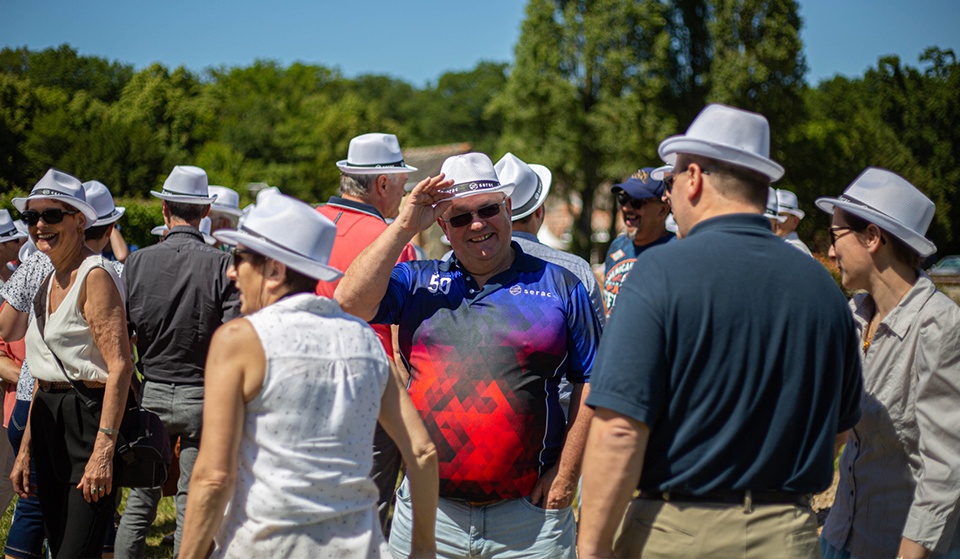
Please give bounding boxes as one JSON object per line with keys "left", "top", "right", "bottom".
{"left": 34, "top": 272, "right": 137, "bottom": 462}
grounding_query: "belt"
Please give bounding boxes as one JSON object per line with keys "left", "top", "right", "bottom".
{"left": 643, "top": 490, "right": 811, "bottom": 509}
{"left": 451, "top": 497, "right": 505, "bottom": 507}
{"left": 38, "top": 380, "right": 107, "bottom": 392}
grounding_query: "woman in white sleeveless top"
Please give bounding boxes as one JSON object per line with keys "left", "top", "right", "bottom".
{"left": 180, "top": 193, "right": 438, "bottom": 559}
{"left": 8, "top": 169, "right": 134, "bottom": 557}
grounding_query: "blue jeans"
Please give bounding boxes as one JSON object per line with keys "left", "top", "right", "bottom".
{"left": 390, "top": 477, "right": 576, "bottom": 559}
{"left": 115, "top": 382, "right": 203, "bottom": 559}
{"left": 4, "top": 399, "right": 45, "bottom": 559}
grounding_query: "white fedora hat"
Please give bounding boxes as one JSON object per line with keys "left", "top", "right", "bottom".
{"left": 336, "top": 133, "right": 418, "bottom": 175}
{"left": 651, "top": 165, "right": 673, "bottom": 181}
{"left": 13, "top": 168, "right": 99, "bottom": 228}
{"left": 0, "top": 210, "right": 29, "bottom": 243}
{"left": 215, "top": 193, "right": 341, "bottom": 281}
{"left": 209, "top": 186, "right": 244, "bottom": 217}
{"left": 495, "top": 153, "right": 552, "bottom": 221}
{"left": 438, "top": 153, "right": 515, "bottom": 200}
{"left": 659, "top": 104, "right": 784, "bottom": 181}
{"left": 150, "top": 165, "right": 217, "bottom": 205}
{"left": 776, "top": 189, "right": 804, "bottom": 219}
{"left": 816, "top": 167, "right": 937, "bottom": 258}
{"left": 766, "top": 188, "right": 787, "bottom": 223}
{"left": 82, "top": 180, "right": 126, "bottom": 226}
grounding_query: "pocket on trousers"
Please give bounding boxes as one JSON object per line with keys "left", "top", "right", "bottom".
{"left": 395, "top": 477, "right": 411, "bottom": 503}
{"left": 519, "top": 496, "right": 570, "bottom": 517}
{"left": 630, "top": 502, "right": 696, "bottom": 545}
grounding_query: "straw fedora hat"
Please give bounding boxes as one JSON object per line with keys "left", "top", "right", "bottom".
{"left": 214, "top": 193, "right": 341, "bottom": 281}
{"left": 336, "top": 133, "right": 417, "bottom": 175}
{"left": 438, "top": 153, "right": 515, "bottom": 200}
{"left": 495, "top": 153, "right": 552, "bottom": 221}
{"left": 659, "top": 104, "right": 784, "bottom": 181}
{"left": 815, "top": 167, "right": 936, "bottom": 258}
{"left": 13, "top": 168, "right": 99, "bottom": 228}
{"left": 151, "top": 165, "right": 217, "bottom": 205}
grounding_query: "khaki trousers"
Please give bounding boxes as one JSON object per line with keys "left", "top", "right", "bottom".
{"left": 613, "top": 497, "right": 820, "bottom": 559}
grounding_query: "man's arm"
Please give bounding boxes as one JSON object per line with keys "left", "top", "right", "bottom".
{"left": 335, "top": 175, "right": 453, "bottom": 321}
{"left": 577, "top": 408, "right": 650, "bottom": 559}
{"left": 530, "top": 383, "right": 592, "bottom": 509}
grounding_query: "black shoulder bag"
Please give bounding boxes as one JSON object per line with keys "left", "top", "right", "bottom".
{"left": 34, "top": 274, "right": 172, "bottom": 488}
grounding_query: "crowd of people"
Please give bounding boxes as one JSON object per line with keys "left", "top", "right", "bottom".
{"left": 0, "top": 102, "right": 958, "bottom": 559}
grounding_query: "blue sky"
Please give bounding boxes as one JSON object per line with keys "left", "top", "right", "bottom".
{"left": 1, "top": 0, "right": 957, "bottom": 86}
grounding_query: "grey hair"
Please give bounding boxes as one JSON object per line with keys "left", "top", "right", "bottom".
{"left": 339, "top": 173, "right": 379, "bottom": 198}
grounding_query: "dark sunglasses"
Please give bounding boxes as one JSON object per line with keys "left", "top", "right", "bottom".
{"left": 442, "top": 200, "right": 506, "bottom": 228}
{"left": 20, "top": 208, "right": 79, "bottom": 226}
{"left": 230, "top": 246, "right": 261, "bottom": 267}
{"left": 616, "top": 192, "right": 652, "bottom": 210}
{"left": 663, "top": 167, "right": 710, "bottom": 193}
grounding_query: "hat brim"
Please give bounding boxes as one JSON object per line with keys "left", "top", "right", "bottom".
{"left": 815, "top": 196, "right": 937, "bottom": 258}
{"left": 779, "top": 208, "right": 805, "bottom": 220}
{"left": 150, "top": 191, "right": 218, "bottom": 205}
{"left": 651, "top": 165, "right": 673, "bottom": 181}
{"left": 151, "top": 225, "right": 169, "bottom": 236}
{"left": 512, "top": 165, "right": 552, "bottom": 221}
{"left": 93, "top": 207, "right": 125, "bottom": 227}
{"left": 12, "top": 195, "right": 100, "bottom": 230}
{"left": 336, "top": 161, "right": 418, "bottom": 175}
{"left": 659, "top": 136, "right": 785, "bottom": 182}
{"left": 210, "top": 205, "right": 244, "bottom": 218}
{"left": 214, "top": 229, "right": 342, "bottom": 282}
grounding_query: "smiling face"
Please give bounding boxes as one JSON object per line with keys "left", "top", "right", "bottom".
{"left": 438, "top": 192, "right": 513, "bottom": 278}
{"left": 25, "top": 199, "right": 85, "bottom": 260}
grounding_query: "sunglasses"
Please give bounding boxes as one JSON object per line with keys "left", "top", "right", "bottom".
{"left": 230, "top": 246, "right": 261, "bottom": 267}
{"left": 663, "top": 167, "right": 710, "bottom": 193}
{"left": 20, "top": 208, "right": 79, "bottom": 226}
{"left": 616, "top": 192, "right": 653, "bottom": 210}
{"left": 442, "top": 200, "right": 506, "bottom": 228}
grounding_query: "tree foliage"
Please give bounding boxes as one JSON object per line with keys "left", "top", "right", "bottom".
{"left": 0, "top": 31, "right": 958, "bottom": 258}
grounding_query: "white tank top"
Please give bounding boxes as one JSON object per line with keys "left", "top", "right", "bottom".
{"left": 24, "top": 255, "right": 124, "bottom": 383}
{"left": 214, "top": 293, "right": 390, "bottom": 559}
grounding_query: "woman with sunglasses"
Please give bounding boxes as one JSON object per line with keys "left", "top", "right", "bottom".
{"left": 180, "top": 193, "right": 437, "bottom": 559}
{"left": 817, "top": 168, "right": 960, "bottom": 559}
{"left": 7, "top": 169, "right": 134, "bottom": 558}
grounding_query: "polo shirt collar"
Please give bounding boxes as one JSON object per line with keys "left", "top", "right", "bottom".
{"left": 852, "top": 273, "right": 938, "bottom": 341}
{"left": 512, "top": 231, "right": 540, "bottom": 244}
{"left": 324, "top": 196, "right": 384, "bottom": 221}
{"left": 686, "top": 213, "right": 772, "bottom": 238}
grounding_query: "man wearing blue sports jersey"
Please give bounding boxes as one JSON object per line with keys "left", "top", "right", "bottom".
{"left": 336, "top": 153, "right": 602, "bottom": 559}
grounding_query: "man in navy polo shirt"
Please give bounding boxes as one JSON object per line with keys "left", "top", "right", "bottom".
{"left": 336, "top": 153, "right": 601, "bottom": 559}
{"left": 578, "top": 105, "right": 863, "bottom": 559}
{"left": 603, "top": 167, "right": 674, "bottom": 317}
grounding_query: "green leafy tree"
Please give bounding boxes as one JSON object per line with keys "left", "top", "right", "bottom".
{"left": 493, "top": 0, "right": 674, "bottom": 260}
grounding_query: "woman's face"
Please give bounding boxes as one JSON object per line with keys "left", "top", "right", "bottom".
{"left": 226, "top": 246, "right": 266, "bottom": 315}
{"left": 828, "top": 209, "right": 872, "bottom": 292}
{"left": 25, "top": 199, "right": 85, "bottom": 258}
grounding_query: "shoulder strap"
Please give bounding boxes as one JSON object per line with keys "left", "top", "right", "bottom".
{"left": 33, "top": 272, "right": 102, "bottom": 415}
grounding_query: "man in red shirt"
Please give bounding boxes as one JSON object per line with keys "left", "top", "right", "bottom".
{"left": 315, "top": 132, "right": 418, "bottom": 536}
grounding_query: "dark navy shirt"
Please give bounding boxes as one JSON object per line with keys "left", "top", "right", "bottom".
{"left": 372, "top": 242, "right": 601, "bottom": 501}
{"left": 587, "top": 214, "right": 862, "bottom": 495}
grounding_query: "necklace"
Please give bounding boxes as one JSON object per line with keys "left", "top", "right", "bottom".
{"left": 862, "top": 315, "right": 880, "bottom": 354}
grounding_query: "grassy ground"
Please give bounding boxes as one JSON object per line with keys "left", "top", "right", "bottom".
{"left": 0, "top": 491, "right": 177, "bottom": 559}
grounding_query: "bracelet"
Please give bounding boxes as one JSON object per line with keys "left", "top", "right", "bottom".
{"left": 98, "top": 427, "right": 119, "bottom": 436}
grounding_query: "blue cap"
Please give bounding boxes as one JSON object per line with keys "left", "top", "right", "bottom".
{"left": 611, "top": 167, "right": 664, "bottom": 200}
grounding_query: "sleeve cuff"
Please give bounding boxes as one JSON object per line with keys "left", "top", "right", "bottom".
{"left": 902, "top": 507, "right": 947, "bottom": 553}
